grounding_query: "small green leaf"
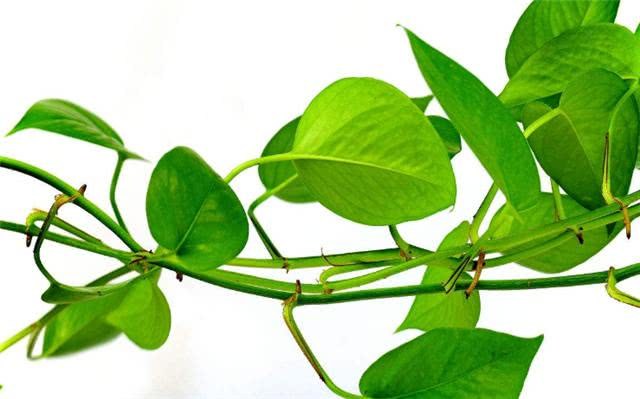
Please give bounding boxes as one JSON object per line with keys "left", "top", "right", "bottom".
{"left": 411, "top": 95, "right": 434, "bottom": 112}
{"left": 8, "top": 99, "right": 141, "bottom": 160}
{"left": 291, "top": 77, "right": 456, "bottom": 225}
{"left": 523, "top": 69, "right": 639, "bottom": 209}
{"left": 489, "top": 193, "right": 612, "bottom": 273}
{"left": 146, "top": 147, "right": 249, "bottom": 270}
{"left": 398, "top": 221, "right": 479, "bottom": 332}
{"left": 428, "top": 116, "right": 462, "bottom": 158}
{"left": 404, "top": 28, "right": 540, "bottom": 212}
{"left": 258, "top": 117, "right": 315, "bottom": 203}
{"left": 505, "top": 0, "right": 620, "bottom": 77}
{"left": 41, "top": 283, "right": 126, "bottom": 304}
{"left": 42, "top": 273, "right": 170, "bottom": 356}
{"left": 500, "top": 24, "right": 640, "bottom": 108}
{"left": 360, "top": 328, "right": 543, "bottom": 399}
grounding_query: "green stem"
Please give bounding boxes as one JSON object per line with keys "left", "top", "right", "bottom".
{"left": 26, "top": 210, "right": 103, "bottom": 245}
{"left": 522, "top": 108, "right": 561, "bottom": 138}
{"left": 283, "top": 291, "right": 364, "bottom": 399}
{"left": 550, "top": 180, "right": 566, "bottom": 221}
{"left": 225, "top": 153, "right": 299, "bottom": 183}
{"left": 0, "top": 220, "right": 134, "bottom": 261}
{"left": 248, "top": 175, "right": 299, "bottom": 259}
{"left": 0, "top": 324, "right": 37, "bottom": 354}
{"left": 469, "top": 184, "right": 498, "bottom": 243}
{"left": 109, "top": 153, "right": 129, "bottom": 233}
{"left": 0, "top": 156, "right": 143, "bottom": 252}
{"left": 388, "top": 225, "right": 412, "bottom": 259}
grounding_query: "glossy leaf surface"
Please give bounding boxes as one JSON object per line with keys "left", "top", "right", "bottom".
{"left": 146, "top": 147, "right": 249, "bottom": 270}
{"left": 8, "top": 99, "right": 141, "bottom": 159}
{"left": 524, "top": 70, "right": 639, "bottom": 209}
{"left": 500, "top": 24, "right": 640, "bottom": 108}
{"left": 405, "top": 28, "right": 540, "bottom": 212}
{"left": 506, "top": 0, "right": 619, "bottom": 77}
{"left": 360, "top": 328, "right": 543, "bottom": 398}
{"left": 291, "top": 77, "right": 456, "bottom": 225}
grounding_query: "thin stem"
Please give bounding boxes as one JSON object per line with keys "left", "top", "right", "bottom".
{"left": 0, "top": 156, "right": 143, "bottom": 252}
{"left": 283, "top": 288, "right": 364, "bottom": 399}
{"left": 0, "top": 323, "right": 37, "bottom": 354}
{"left": 522, "top": 108, "right": 561, "bottom": 138}
{"left": 225, "top": 153, "right": 299, "bottom": 183}
{"left": 109, "top": 153, "right": 129, "bottom": 233}
{"left": 0, "top": 220, "right": 134, "bottom": 261}
{"left": 26, "top": 209, "right": 103, "bottom": 245}
{"left": 469, "top": 184, "right": 498, "bottom": 243}
{"left": 388, "top": 225, "right": 412, "bottom": 259}
{"left": 550, "top": 180, "right": 566, "bottom": 221}
{"left": 248, "top": 175, "right": 299, "bottom": 259}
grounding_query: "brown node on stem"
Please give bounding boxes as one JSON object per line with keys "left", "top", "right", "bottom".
{"left": 575, "top": 227, "right": 584, "bottom": 245}
{"left": 320, "top": 248, "right": 352, "bottom": 267}
{"left": 612, "top": 197, "right": 631, "bottom": 239}
{"left": 281, "top": 258, "right": 291, "bottom": 273}
{"left": 176, "top": 272, "right": 184, "bottom": 282}
{"left": 465, "top": 251, "right": 485, "bottom": 298}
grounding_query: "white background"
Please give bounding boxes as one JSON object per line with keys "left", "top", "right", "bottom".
{"left": 1, "top": 0, "right": 639, "bottom": 397}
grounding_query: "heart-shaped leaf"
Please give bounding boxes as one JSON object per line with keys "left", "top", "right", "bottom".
{"left": 258, "top": 117, "right": 315, "bottom": 203}
{"left": 360, "top": 328, "right": 543, "bottom": 399}
{"left": 500, "top": 24, "right": 640, "bottom": 108}
{"left": 523, "top": 69, "right": 639, "bottom": 209}
{"left": 289, "top": 77, "right": 456, "bottom": 226}
{"left": 146, "top": 147, "right": 249, "bottom": 270}
{"left": 257, "top": 95, "right": 453, "bottom": 203}
{"left": 398, "top": 221, "right": 479, "bottom": 332}
{"left": 8, "top": 99, "right": 141, "bottom": 160}
{"left": 41, "top": 272, "right": 170, "bottom": 356}
{"left": 506, "top": 0, "right": 620, "bottom": 77}
{"left": 489, "top": 193, "right": 612, "bottom": 273}
{"left": 404, "top": 28, "right": 540, "bottom": 212}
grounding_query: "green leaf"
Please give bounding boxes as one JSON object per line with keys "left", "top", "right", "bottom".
{"left": 258, "top": 117, "right": 315, "bottom": 203}
{"left": 428, "top": 116, "right": 462, "bottom": 158}
{"left": 500, "top": 24, "right": 640, "bottom": 108}
{"left": 404, "top": 28, "right": 540, "bottom": 212}
{"left": 290, "top": 77, "right": 456, "bottom": 226}
{"left": 41, "top": 283, "right": 127, "bottom": 305}
{"left": 506, "top": 0, "right": 620, "bottom": 77}
{"left": 489, "top": 193, "right": 612, "bottom": 273}
{"left": 398, "top": 221, "right": 479, "bottom": 332}
{"left": 360, "top": 328, "right": 543, "bottom": 399}
{"left": 411, "top": 95, "right": 434, "bottom": 112}
{"left": 8, "top": 99, "right": 141, "bottom": 160}
{"left": 41, "top": 273, "right": 171, "bottom": 356}
{"left": 258, "top": 95, "right": 437, "bottom": 204}
{"left": 523, "top": 69, "right": 639, "bottom": 209}
{"left": 146, "top": 147, "right": 249, "bottom": 270}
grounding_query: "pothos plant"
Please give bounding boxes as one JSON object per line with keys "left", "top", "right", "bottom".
{"left": 1, "top": 0, "right": 640, "bottom": 397}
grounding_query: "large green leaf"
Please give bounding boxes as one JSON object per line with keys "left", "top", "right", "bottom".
{"left": 489, "top": 193, "right": 612, "bottom": 273}
{"left": 506, "top": 0, "right": 620, "bottom": 77}
{"left": 360, "top": 328, "right": 543, "bottom": 398}
{"left": 523, "top": 69, "right": 639, "bottom": 209}
{"left": 42, "top": 273, "right": 171, "bottom": 356}
{"left": 258, "top": 117, "right": 315, "bottom": 203}
{"left": 8, "top": 99, "right": 141, "bottom": 159}
{"left": 146, "top": 147, "right": 249, "bottom": 270}
{"left": 398, "top": 221, "right": 479, "bottom": 332}
{"left": 500, "top": 24, "right": 640, "bottom": 108}
{"left": 289, "top": 77, "right": 456, "bottom": 226}
{"left": 404, "top": 28, "right": 540, "bottom": 212}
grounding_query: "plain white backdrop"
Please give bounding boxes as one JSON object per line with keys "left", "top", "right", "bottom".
{"left": 1, "top": 0, "right": 640, "bottom": 397}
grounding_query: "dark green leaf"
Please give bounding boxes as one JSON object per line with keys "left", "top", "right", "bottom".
{"left": 146, "top": 147, "right": 249, "bottom": 270}
{"left": 489, "top": 193, "right": 612, "bottom": 273}
{"left": 523, "top": 69, "right": 639, "bottom": 209}
{"left": 411, "top": 95, "right": 434, "bottom": 112}
{"left": 291, "top": 77, "right": 456, "bottom": 225}
{"left": 258, "top": 117, "right": 315, "bottom": 203}
{"left": 506, "top": 0, "right": 619, "bottom": 77}
{"left": 500, "top": 24, "right": 640, "bottom": 108}
{"left": 8, "top": 99, "right": 141, "bottom": 159}
{"left": 398, "top": 221, "right": 478, "bottom": 332}
{"left": 404, "top": 28, "right": 540, "bottom": 212}
{"left": 428, "top": 116, "right": 462, "bottom": 158}
{"left": 360, "top": 328, "right": 543, "bottom": 399}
